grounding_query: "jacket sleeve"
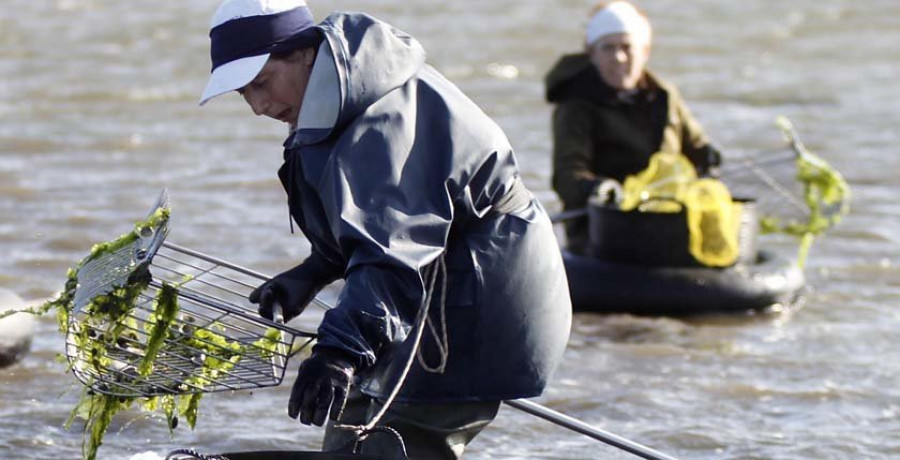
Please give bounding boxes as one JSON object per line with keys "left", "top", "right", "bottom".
{"left": 312, "top": 144, "right": 453, "bottom": 370}
{"left": 298, "top": 249, "right": 345, "bottom": 286}
{"left": 551, "top": 101, "right": 602, "bottom": 209}
{"left": 670, "top": 88, "right": 721, "bottom": 175}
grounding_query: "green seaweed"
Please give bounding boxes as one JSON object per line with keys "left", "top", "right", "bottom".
{"left": 4, "top": 203, "right": 294, "bottom": 460}
{"left": 139, "top": 282, "right": 180, "bottom": 376}
{"left": 759, "top": 152, "right": 850, "bottom": 238}
{"left": 65, "top": 390, "right": 135, "bottom": 460}
{"left": 3, "top": 207, "right": 278, "bottom": 460}
{"left": 253, "top": 326, "right": 284, "bottom": 361}
{"left": 758, "top": 117, "right": 851, "bottom": 268}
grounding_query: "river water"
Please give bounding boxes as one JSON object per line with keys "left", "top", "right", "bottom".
{"left": 1, "top": 1, "right": 898, "bottom": 459}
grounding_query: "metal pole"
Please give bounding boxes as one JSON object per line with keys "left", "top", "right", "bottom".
{"left": 549, "top": 208, "right": 588, "bottom": 224}
{"left": 503, "top": 399, "right": 680, "bottom": 460}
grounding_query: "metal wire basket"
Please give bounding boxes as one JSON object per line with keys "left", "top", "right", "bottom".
{"left": 64, "top": 193, "right": 316, "bottom": 398}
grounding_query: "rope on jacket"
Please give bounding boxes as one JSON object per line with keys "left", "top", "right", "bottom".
{"left": 417, "top": 255, "right": 449, "bottom": 373}
{"left": 332, "top": 252, "right": 448, "bottom": 450}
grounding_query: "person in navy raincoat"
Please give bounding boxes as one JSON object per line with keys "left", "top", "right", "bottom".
{"left": 200, "top": 1, "right": 571, "bottom": 457}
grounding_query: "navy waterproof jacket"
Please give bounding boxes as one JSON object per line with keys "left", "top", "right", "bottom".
{"left": 280, "top": 12, "right": 571, "bottom": 402}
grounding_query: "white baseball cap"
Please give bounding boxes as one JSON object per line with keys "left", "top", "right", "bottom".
{"left": 200, "top": 0, "right": 316, "bottom": 105}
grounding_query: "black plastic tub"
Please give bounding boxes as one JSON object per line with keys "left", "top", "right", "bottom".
{"left": 588, "top": 198, "right": 758, "bottom": 267}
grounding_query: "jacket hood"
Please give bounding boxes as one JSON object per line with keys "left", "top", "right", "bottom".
{"left": 545, "top": 53, "right": 605, "bottom": 104}
{"left": 293, "top": 13, "right": 426, "bottom": 145}
{"left": 544, "top": 53, "right": 596, "bottom": 103}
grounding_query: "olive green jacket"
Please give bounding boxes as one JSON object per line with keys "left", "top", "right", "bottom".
{"left": 546, "top": 53, "right": 720, "bottom": 250}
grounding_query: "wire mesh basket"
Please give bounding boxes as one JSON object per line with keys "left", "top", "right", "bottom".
{"left": 64, "top": 192, "right": 316, "bottom": 398}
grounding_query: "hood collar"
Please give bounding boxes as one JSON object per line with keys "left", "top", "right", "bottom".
{"left": 288, "top": 13, "right": 426, "bottom": 147}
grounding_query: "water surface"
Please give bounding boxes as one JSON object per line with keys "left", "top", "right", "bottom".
{"left": 1, "top": 1, "right": 898, "bottom": 459}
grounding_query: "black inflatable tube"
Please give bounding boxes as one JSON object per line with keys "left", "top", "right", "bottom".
{"left": 563, "top": 249, "right": 805, "bottom": 315}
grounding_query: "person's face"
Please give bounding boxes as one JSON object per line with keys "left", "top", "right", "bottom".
{"left": 238, "top": 48, "right": 316, "bottom": 130}
{"left": 588, "top": 32, "right": 650, "bottom": 91}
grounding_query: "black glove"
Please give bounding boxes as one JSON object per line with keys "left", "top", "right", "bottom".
{"left": 288, "top": 347, "right": 356, "bottom": 426}
{"left": 250, "top": 266, "right": 321, "bottom": 323}
{"left": 250, "top": 254, "right": 341, "bottom": 322}
{"left": 695, "top": 145, "right": 723, "bottom": 179}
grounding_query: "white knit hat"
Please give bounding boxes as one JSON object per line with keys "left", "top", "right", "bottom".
{"left": 200, "top": 0, "right": 315, "bottom": 105}
{"left": 585, "top": 1, "right": 652, "bottom": 47}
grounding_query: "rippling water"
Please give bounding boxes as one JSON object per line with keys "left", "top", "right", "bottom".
{"left": 2, "top": 1, "right": 899, "bottom": 459}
